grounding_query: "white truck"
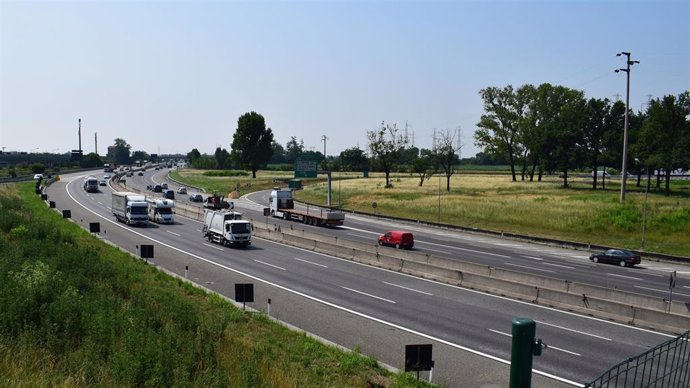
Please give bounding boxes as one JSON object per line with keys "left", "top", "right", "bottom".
{"left": 112, "top": 192, "right": 149, "bottom": 226}
{"left": 202, "top": 209, "right": 252, "bottom": 247}
{"left": 83, "top": 176, "right": 99, "bottom": 192}
{"left": 147, "top": 198, "right": 175, "bottom": 224}
{"left": 269, "top": 188, "right": 345, "bottom": 226}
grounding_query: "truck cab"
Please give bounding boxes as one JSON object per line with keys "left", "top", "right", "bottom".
{"left": 202, "top": 210, "right": 251, "bottom": 247}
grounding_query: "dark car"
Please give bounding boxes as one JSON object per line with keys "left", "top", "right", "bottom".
{"left": 589, "top": 249, "right": 641, "bottom": 267}
{"left": 137, "top": 171, "right": 144, "bottom": 176}
{"left": 189, "top": 193, "right": 203, "bottom": 202}
{"left": 153, "top": 184, "right": 163, "bottom": 193}
{"left": 378, "top": 230, "right": 414, "bottom": 250}
{"left": 164, "top": 189, "right": 175, "bottom": 200}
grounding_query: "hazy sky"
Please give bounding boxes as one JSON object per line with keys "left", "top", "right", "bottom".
{"left": 1, "top": 0, "right": 688, "bottom": 158}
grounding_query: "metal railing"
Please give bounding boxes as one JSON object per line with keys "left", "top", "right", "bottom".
{"left": 586, "top": 329, "right": 690, "bottom": 387}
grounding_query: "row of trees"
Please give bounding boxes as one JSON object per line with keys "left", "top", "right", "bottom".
{"left": 474, "top": 85, "right": 690, "bottom": 194}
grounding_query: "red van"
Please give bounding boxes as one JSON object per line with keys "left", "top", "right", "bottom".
{"left": 378, "top": 230, "right": 414, "bottom": 250}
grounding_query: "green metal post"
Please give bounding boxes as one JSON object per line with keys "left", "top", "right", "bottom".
{"left": 510, "top": 318, "right": 536, "bottom": 388}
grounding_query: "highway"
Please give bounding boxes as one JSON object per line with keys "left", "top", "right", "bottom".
{"left": 143, "top": 167, "right": 690, "bottom": 305}
{"left": 46, "top": 169, "right": 688, "bottom": 387}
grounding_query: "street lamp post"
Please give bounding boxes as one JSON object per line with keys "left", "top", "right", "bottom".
{"left": 615, "top": 52, "right": 640, "bottom": 203}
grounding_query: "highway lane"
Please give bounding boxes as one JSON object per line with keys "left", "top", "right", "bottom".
{"left": 221, "top": 189, "right": 690, "bottom": 305}
{"left": 46, "top": 170, "right": 680, "bottom": 385}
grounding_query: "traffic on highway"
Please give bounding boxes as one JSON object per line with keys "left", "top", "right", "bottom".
{"left": 46, "top": 167, "right": 689, "bottom": 387}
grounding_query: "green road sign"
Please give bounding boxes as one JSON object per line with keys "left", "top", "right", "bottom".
{"left": 295, "top": 158, "right": 317, "bottom": 178}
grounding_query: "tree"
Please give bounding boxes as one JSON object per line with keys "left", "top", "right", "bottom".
{"left": 434, "top": 128, "right": 461, "bottom": 191}
{"left": 411, "top": 155, "right": 433, "bottom": 186}
{"left": 112, "top": 138, "right": 131, "bottom": 165}
{"left": 131, "top": 150, "right": 149, "bottom": 163}
{"left": 638, "top": 92, "right": 690, "bottom": 195}
{"left": 270, "top": 141, "right": 287, "bottom": 164}
{"left": 582, "top": 98, "right": 614, "bottom": 190}
{"left": 80, "top": 152, "right": 103, "bottom": 168}
{"left": 339, "top": 146, "right": 369, "bottom": 172}
{"left": 475, "top": 85, "right": 531, "bottom": 181}
{"left": 285, "top": 136, "right": 304, "bottom": 164}
{"left": 187, "top": 148, "right": 201, "bottom": 165}
{"left": 532, "top": 84, "right": 586, "bottom": 188}
{"left": 367, "top": 121, "right": 408, "bottom": 187}
{"left": 214, "top": 147, "right": 231, "bottom": 169}
{"left": 231, "top": 111, "right": 275, "bottom": 178}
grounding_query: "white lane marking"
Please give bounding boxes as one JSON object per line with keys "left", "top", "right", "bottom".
{"left": 607, "top": 273, "right": 643, "bottom": 281}
{"left": 635, "top": 286, "right": 690, "bottom": 298}
{"left": 202, "top": 243, "right": 224, "bottom": 251}
{"left": 344, "top": 225, "right": 511, "bottom": 258}
{"left": 503, "top": 263, "right": 555, "bottom": 273}
{"left": 196, "top": 229, "right": 202, "bottom": 232}
{"left": 684, "top": 286, "right": 690, "bottom": 290}
{"left": 97, "top": 201, "right": 103, "bottom": 205}
{"left": 548, "top": 345, "right": 582, "bottom": 357}
{"left": 167, "top": 231, "right": 181, "bottom": 237}
{"left": 294, "top": 257, "right": 328, "bottom": 268}
{"left": 536, "top": 321, "right": 612, "bottom": 341}
{"left": 341, "top": 286, "right": 396, "bottom": 304}
{"left": 489, "top": 329, "right": 581, "bottom": 356}
{"left": 255, "top": 260, "right": 287, "bottom": 271}
{"left": 421, "top": 247, "right": 451, "bottom": 254}
{"left": 449, "top": 245, "right": 511, "bottom": 258}
{"left": 65, "top": 184, "right": 641, "bottom": 387}
{"left": 488, "top": 329, "right": 509, "bottom": 337}
{"left": 382, "top": 281, "right": 433, "bottom": 296}
{"left": 541, "top": 263, "right": 575, "bottom": 269}
{"left": 638, "top": 272, "right": 663, "bottom": 278}
{"left": 524, "top": 256, "right": 544, "bottom": 261}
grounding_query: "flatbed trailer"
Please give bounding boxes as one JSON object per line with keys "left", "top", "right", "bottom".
{"left": 269, "top": 189, "right": 344, "bottom": 226}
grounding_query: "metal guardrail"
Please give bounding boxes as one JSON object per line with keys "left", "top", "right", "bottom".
{"left": 585, "top": 329, "right": 690, "bottom": 387}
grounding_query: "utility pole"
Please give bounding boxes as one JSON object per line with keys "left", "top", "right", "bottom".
{"left": 95, "top": 132, "right": 98, "bottom": 155}
{"left": 615, "top": 51, "right": 640, "bottom": 203}
{"left": 321, "top": 135, "right": 332, "bottom": 207}
{"left": 78, "top": 118, "right": 82, "bottom": 152}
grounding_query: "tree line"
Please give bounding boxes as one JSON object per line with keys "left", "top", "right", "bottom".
{"left": 474, "top": 85, "right": 690, "bottom": 195}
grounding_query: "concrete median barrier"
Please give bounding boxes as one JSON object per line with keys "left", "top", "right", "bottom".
{"left": 248, "top": 216, "right": 690, "bottom": 333}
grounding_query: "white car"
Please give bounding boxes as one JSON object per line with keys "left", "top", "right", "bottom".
{"left": 33, "top": 174, "right": 44, "bottom": 180}
{"left": 177, "top": 186, "right": 187, "bottom": 194}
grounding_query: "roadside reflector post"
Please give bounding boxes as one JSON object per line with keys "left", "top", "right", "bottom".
{"left": 267, "top": 298, "right": 271, "bottom": 316}
{"left": 185, "top": 265, "right": 188, "bottom": 279}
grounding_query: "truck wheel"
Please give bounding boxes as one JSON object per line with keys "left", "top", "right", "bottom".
{"left": 395, "top": 243, "right": 401, "bottom": 249}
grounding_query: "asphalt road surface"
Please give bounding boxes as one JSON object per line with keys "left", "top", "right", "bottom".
{"left": 44, "top": 169, "right": 688, "bottom": 387}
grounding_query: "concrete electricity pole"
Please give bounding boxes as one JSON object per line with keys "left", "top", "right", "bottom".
{"left": 78, "top": 118, "right": 82, "bottom": 152}
{"left": 615, "top": 51, "right": 639, "bottom": 203}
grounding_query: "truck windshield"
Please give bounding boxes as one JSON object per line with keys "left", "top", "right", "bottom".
{"left": 158, "top": 208, "right": 172, "bottom": 215}
{"left": 231, "top": 223, "right": 250, "bottom": 234}
{"left": 130, "top": 206, "right": 148, "bottom": 215}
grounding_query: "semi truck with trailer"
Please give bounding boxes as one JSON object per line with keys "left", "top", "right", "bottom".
{"left": 112, "top": 192, "right": 149, "bottom": 226}
{"left": 83, "top": 176, "right": 99, "bottom": 192}
{"left": 147, "top": 198, "right": 175, "bottom": 224}
{"left": 268, "top": 188, "right": 345, "bottom": 226}
{"left": 202, "top": 209, "right": 252, "bottom": 247}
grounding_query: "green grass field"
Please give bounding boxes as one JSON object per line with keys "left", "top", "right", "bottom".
{"left": 174, "top": 169, "right": 690, "bottom": 257}
{"left": 0, "top": 182, "right": 429, "bottom": 387}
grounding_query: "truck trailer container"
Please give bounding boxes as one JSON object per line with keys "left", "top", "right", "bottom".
{"left": 112, "top": 192, "right": 149, "bottom": 226}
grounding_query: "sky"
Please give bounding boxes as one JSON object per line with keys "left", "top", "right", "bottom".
{"left": 1, "top": 0, "right": 689, "bottom": 159}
